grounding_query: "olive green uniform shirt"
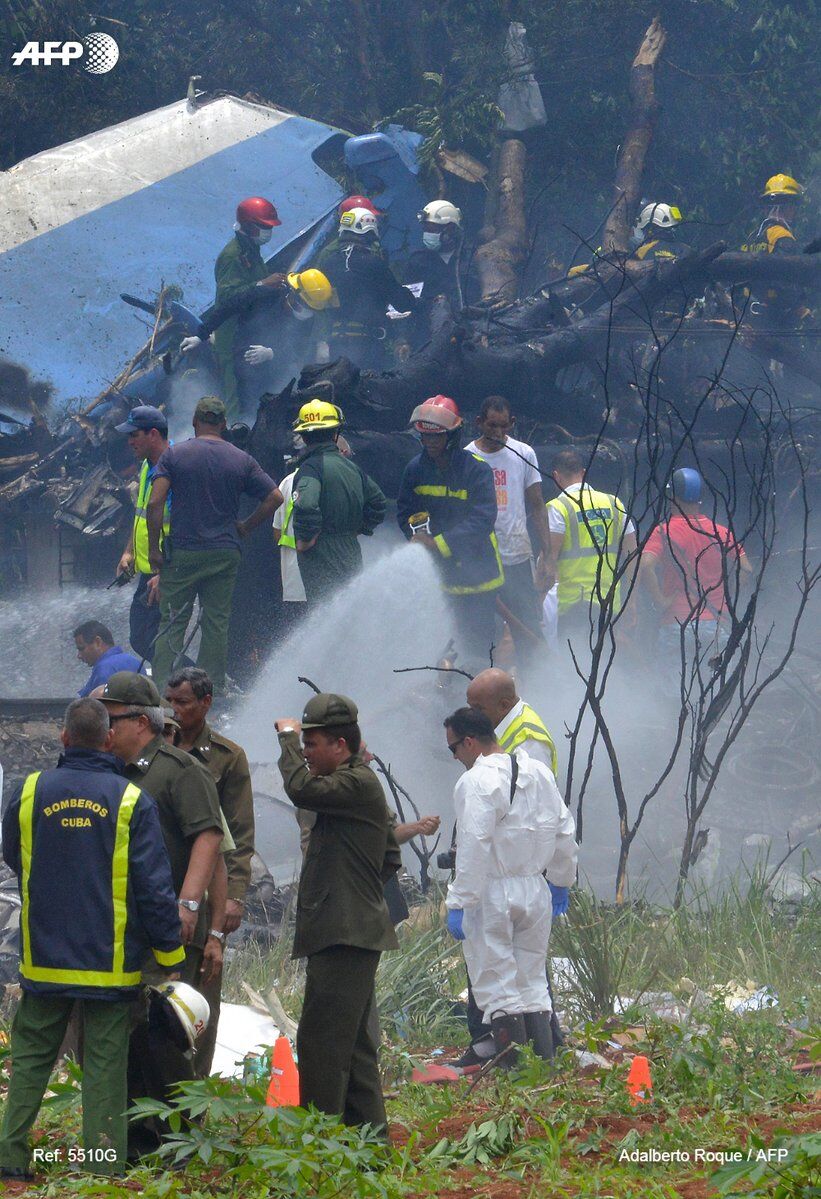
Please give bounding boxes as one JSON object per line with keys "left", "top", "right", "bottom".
{"left": 186, "top": 722, "right": 255, "bottom": 903}
{"left": 124, "top": 735, "right": 224, "bottom": 949}
{"left": 277, "top": 732, "right": 399, "bottom": 959}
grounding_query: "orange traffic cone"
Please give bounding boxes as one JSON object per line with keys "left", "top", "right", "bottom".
{"left": 265, "top": 1036, "right": 300, "bottom": 1107}
{"left": 626, "top": 1055, "right": 653, "bottom": 1105}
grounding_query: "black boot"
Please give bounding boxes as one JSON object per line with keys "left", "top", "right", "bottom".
{"left": 524, "top": 1011, "right": 555, "bottom": 1060}
{"left": 490, "top": 1013, "right": 526, "bottom": 1069}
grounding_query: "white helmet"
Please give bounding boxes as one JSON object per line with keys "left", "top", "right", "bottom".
{"left": 635, "top": 202, "right": 682, "bottom": 232}
{"left": 151, "top": 981, "right": 210, "bottom": 1049}
{"left": 419, "top": 200, "right": 462, "bottom": 228}
{"left": 339, "top": 207, "right": 379, "bottom": 237}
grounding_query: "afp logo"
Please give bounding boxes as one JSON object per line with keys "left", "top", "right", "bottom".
{"left": 12, "top": 33, "right": 119, "bottom": 73}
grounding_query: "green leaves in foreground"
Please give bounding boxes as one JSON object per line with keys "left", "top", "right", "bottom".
{"left": 712, "top": 1130, "right": 821, "bottom": 1197}
{"left": 127, "top": 1076, "right": 415, "bottom": 1198}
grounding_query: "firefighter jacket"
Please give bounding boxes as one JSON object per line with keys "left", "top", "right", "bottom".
{"left": 320, "top": 240, "right": 417, "bottom": 335}
{"left": 2, "top": 748, "right": 185, "bottom": 1000}
{"left": 397, "top": 448, "right": 504, "bottom": 595}
{"left": 632, "top": 236, "right": 692, "bottom": 263}
{"left": 740, "top": 217, "right": 796, "bottom": 255}
{"left": 547, "top": 485, "right": 628, "bottom": 614}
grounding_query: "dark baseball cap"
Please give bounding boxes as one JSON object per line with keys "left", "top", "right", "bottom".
{"left": 194, "top": 396, "right": 227, "bottom": 421}
{"left": 301, "top": 693, "right": 359, "bottom": 728}
{"left": 99, "top": 671, "right": 162, "bottom": 707}
{"left": 114, "top": 405, "right": 168, "bottom": 435}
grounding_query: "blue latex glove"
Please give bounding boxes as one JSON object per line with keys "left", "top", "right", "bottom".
{"left": 549, "top": 883, "right": 570, "bottom": 918}
{"left": 446, "top": 908, "right": 465, "bottom": 941}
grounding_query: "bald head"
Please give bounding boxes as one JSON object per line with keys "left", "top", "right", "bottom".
{"left": 466, "top": 668, "right": 519, "bottom": 728}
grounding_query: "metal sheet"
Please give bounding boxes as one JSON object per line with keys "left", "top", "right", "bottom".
{"left": 0, "top": 96, "right": 346, "bottom": 404}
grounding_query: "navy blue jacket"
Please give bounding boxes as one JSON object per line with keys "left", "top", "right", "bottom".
{"left": 396, "top": 447, "right": 504, "bottom": 594}
{"left": 2, "top": 748, "right": 185, "bottom": 1000}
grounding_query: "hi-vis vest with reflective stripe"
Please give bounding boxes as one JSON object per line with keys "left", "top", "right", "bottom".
{"left": 133, "top": 459, "right": 170, "bottom": 574}
{"left": 547, "top": 486, "right": 626, "bottom": 614}
{"left": 279, "top": 493, "right": 296, "bottom": 550}
{"left": 498, "top": 703, "right": 559, "bottom": 779}
{"left": 18, "top": 771, "right": 147, "bottom": 988}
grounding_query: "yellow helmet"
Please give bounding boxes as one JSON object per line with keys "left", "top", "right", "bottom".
{"left": 292, "top": 398, "right": 344, "bottom": 432}
{"left": 286, "top": 269, "right": 337, "bottom": 311}
{"left": 761, "top": 174, "right": 802, "bottom": 200}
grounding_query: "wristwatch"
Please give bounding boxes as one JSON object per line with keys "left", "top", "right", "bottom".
{"left": 208, "top": 929, "right": 227, "bottom": 945}
{"left": 178, "top": 898, "right": 200, "bottom": 912}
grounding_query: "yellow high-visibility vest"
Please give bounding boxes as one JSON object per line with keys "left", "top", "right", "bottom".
{"left": 133, "top": 460, "right": 170, "bottom": 574}
{"left": 498, "top": 703, "right": 559, "bottom": 779}
{"left": 279, "top": 493, "right": 296, "bottom": 550}
{"left": 547, "top": 486, "right": 627, "bottom": 614}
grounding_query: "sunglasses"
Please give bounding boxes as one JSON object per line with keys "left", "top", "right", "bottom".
{"left": 448, "top": 738, "right": 466, "bottom": 756}
{"left": 108, "top": 712, "right": 144, "bottom": 724}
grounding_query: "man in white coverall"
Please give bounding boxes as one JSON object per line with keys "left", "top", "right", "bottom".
{"left": 443, "top": 706, "right": 578, "bottom": 1065}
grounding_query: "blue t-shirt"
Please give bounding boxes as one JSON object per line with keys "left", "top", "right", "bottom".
{"left": 78, "top": 646, "right": 145, "bottom": 697}
{"left": 154, "top": 436, "right": 276, "bottom": 552}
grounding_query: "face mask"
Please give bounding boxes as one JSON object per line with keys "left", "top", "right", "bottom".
{"left": 422, "top": 231, "right": 442, "bottom": 250}
{"left": 255, "top": 227, "right": 273, "bottom": 246}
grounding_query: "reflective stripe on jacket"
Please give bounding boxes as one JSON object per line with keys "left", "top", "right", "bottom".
{"left": 498, "top": 703, "right": 559, "bottom": 779}
{"left": 547, "top": 486, "right": 626, "bottom": 614}
{"left": 2, "top": 751, "right": 185, "bottom": 998}
{"left": 396, "top": 449, "right": 504, "bottom": 595}
{"left": 133, "top": 459, "right": 170, "bottom": 574}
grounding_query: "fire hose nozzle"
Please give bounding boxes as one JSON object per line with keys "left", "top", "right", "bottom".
{"left": 408, "top": 511, "right": 431, "bottom": 537}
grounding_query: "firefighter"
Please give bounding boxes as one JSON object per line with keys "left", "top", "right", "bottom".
{"left": 739, "top": 174, "right": 806, "bottom": 330}
{"left": 317, "top": 207, "right": 417, "bottom": 370}
{"left": 0, "top": 698, "right": 185, "bottom": 1179}
{"left": 181, "top": 197, "right": 282, "bottom": 420}
{"left": 396, "top": 395, "right": 504, "bottom": 674}
{"left": 289, "top": 399, "right": 387, "bottom": 602}
{"left": 401, "top": 200, "right": 463, "bottom": 349}
{"left": 182, "top": 270, "right": 336, "bottom": 406}
{"left": 629, "top": 202, "right": 691, "bottom": 263}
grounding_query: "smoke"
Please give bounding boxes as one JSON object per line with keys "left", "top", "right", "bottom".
{"left": 0, "top": 584, "right": 134, "bottom": 698}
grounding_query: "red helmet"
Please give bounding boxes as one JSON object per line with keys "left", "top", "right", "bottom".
{"left": 410, "top": 395, "right": 462, "bottom": 433}
{"left": 338, "top": 194, "right": 383, "bottom": 218}
{"left": 236, "top": 197, "right": 281, "bottom": 229}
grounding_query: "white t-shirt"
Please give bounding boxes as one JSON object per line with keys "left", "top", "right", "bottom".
{"left": 465, "top": 436, "right": 542, "bottom": 565}
{"left": 547, "top": 482, "right": 636, "bottom": 536}
{"left": 272, "top": 472, "right": 306, "bottom": 603}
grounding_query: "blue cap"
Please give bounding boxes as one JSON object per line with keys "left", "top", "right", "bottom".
{"left": 114, "top": 405, "right": 168, "bottom": 435}
{"left": 666, "top": 467, "right": 703, "bottom": 503}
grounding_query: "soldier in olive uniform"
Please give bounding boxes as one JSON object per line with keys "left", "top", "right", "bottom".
{"left": 98, "top": 672, "right": 225, "bottom": 1157}
{"left": 275, "top": 694, "right": 398, "bottom": 1131}
{"left": 165, "top": 666, "right": 255, "bottom": 1076}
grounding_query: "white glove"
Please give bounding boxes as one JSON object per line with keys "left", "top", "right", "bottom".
{"left": 244, "top": 345, "right": 274, "bottom": 366}
{"left": 180, "top": 335, "right": 202, "bottom": 354}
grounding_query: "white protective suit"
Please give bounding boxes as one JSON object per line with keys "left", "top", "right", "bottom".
{"left": 446, "top": 749, "right": 577, "bottom": 1017}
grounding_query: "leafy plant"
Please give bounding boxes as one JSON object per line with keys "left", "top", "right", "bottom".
{"left": 712, "top": 1130, "right": 821, "bottom": 1197}
{"left": 426, "top": 1113, "right": 521, "bottom": 1166}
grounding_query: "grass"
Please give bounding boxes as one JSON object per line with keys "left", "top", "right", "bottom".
{"left": 0, "top": 872, "right": 818, "bottom": 1197}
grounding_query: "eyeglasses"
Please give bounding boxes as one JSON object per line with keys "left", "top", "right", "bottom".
{"left": 447, "top": 738, "right": 465, "bottom": 757}
{"left": 108, "top": 713, "right": 144, "bottom": 724}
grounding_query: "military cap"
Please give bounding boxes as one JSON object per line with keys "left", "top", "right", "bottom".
{"left": 114, "top": 404, "right": 168, "bottom": 435}
{"left": 162, "top": 705, "right": 180, "bottom": 730}
{"left": 301, "top": 693, "right": 359, "bottom": 728}
{"left": 99, "top": 671, "right": 162, "bottom": 707}
{"left": 194, "top": 395, "right": 227, "bottom": 421}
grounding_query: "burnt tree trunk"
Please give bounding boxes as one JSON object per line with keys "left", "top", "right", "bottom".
{"left": 602, "top": 16, "right": 667, "bottom": 256}
{"left": 473, "top": 137, "right": 529, "bottom": 303}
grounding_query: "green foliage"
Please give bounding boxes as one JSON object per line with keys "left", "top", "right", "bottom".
{"left": 712, "top": 1130, "right": 821, "bottom": 1196}
{"left": 426, "top": 1113, "right": 520, "bottom": 1166}
{"left": 128, "top": 1074, "right": 414, "bottom": 1198}
{"left": 383, "top": 70, "right": 503, "bottom": 174}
